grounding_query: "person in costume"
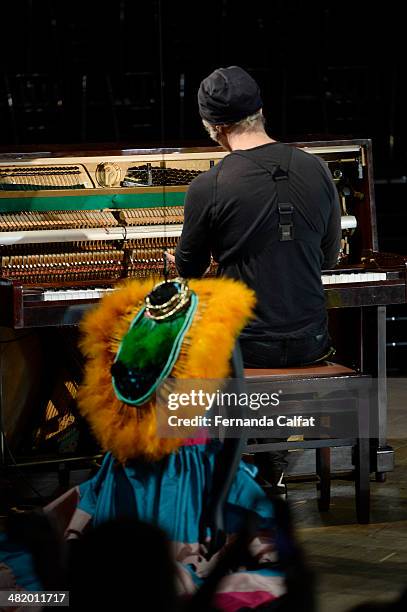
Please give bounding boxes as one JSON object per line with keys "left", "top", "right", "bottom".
{"left": 1, "top": 277, "right": 286, "bottom": 611}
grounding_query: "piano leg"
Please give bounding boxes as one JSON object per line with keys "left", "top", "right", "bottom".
{"left": 0, "top": 344, "right": 14, "bottom": 512}
{"left": 364, "top": 306, "right": 395, "bottom": 480}
{"left": 0, "top": 342, "right": 8, "bottom": 471}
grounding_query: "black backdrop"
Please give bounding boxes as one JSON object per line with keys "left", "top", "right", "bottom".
{"left": 0, "top": 1, "right": 405, "bottom": 173}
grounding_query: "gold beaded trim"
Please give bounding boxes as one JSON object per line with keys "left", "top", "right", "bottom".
{"left": 144, "top": 278, "right": 192, "bottom": 320}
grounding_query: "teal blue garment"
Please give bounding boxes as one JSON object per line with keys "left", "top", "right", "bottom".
{"left": 78, "top": 442, "right": 275, "bottom": 544}
{"left": 0, "top": 444, "right": 281, "bottom": 594}
{"left": 0, "top": 532, "right": 43, "bottom": 590}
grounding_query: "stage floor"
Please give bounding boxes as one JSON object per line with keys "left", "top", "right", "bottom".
{"left": 290, "top": 377, "right": 407, "bottom": 612}
{"left": 1, "top": 379, "right": 407, "bottom": 611}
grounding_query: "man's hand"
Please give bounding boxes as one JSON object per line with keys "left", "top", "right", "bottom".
{"left": 166, "top": 251, "right": 215, "bottom": 277}
{"left": 164, "top": 251, "right": 176, "bottom": 265}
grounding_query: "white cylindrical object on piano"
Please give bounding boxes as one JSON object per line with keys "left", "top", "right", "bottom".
{"left": 0, "top": 225, "right": 183, "bottom": 245}
{"left": 0, "top": 228, "right": 123, "bottom": 245}
{"left": 340, "top": 215, "right": 357, "bottom": 230}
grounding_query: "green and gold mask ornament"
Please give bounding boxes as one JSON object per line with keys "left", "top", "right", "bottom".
{"left": 111, "top": 278, "right": 198, "bottom": 406}
{"left": 77, "top": 276, "right": 256, "bottom": 463}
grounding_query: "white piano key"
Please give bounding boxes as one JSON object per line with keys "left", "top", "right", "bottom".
{"left": 39, "top": 271, "right": 390, "bottom": 305}
{"left": 42, "top": 287, "right": 116, "bottom": 302}
{"left": 321, "top": 270, "right": 389, "bottom": 285}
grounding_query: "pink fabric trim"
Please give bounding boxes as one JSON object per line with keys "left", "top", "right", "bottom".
{"left": 44, "top": 486, "right": 79, "bottom": 533}
{"left": 214, "top": 591, "right": 276, "bottom": 612}
{"left": 180, "top": 437, "right": 208, "bottom": 446}
{"left": 64, "top": 508, "right": 93, "bottom": 539}
{"left": 217, "top": 572, "right": 285, "bottom": 596}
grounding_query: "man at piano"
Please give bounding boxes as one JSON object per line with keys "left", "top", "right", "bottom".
{"left": 173, "top": 65, "right": 342, "bottom": 492}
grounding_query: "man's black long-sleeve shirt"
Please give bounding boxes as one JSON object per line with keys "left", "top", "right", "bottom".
{"left": 176, "top": 142, "right": 341, "bottom": 340}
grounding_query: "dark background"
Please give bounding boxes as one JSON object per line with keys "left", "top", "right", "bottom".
{"left": 0, "top": 1, "right": 405, "bottom": 177}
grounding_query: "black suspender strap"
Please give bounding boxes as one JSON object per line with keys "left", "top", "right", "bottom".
{"left": 278, "top": 203, "right": 294, "bottom": 241}
{"left": 234, "top": 145, "right": 295, "bottom": 242}
{"left": 272, "top": 146, "right": 294, "bottom": 241}
{"left": 222, "top": 144, "right": 317, "bottom": 266}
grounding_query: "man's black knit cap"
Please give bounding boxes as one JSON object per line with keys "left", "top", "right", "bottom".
{"left": 198, "top": 66, "right": 262, "bottom": 125}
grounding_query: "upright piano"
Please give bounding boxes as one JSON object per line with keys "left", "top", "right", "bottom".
{"left": 0, "top": 140, "right": 405, "bottom": 474}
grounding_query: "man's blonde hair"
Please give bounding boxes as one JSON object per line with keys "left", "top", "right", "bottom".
{"left": 203, "top": 110, "right": 265, "bottom": 143}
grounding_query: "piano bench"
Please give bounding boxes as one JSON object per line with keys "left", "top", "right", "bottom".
{"left": 244, "top": 362, "right": 371, "bottom": 524}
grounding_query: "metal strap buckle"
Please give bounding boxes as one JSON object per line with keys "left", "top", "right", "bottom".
{"left": 278, "top": 203, "right": 294, "bottom": 241}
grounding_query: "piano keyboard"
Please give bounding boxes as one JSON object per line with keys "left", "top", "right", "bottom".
{"left": 24, "top": 269, "right": 393, "bottom": 304}
{"left": 42, "top": 288, "right": 114, "bottom": 301}
{"left": 321, "top": 272, "right": 387, "bottom": 285}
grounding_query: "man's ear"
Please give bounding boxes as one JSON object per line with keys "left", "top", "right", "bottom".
{"left": 215, "top": 125, "right": 229, "bottom": 139}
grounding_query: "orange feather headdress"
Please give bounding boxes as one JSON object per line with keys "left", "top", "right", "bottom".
{"left": 77, "top": 277, "right": 255, "bottom": 463}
